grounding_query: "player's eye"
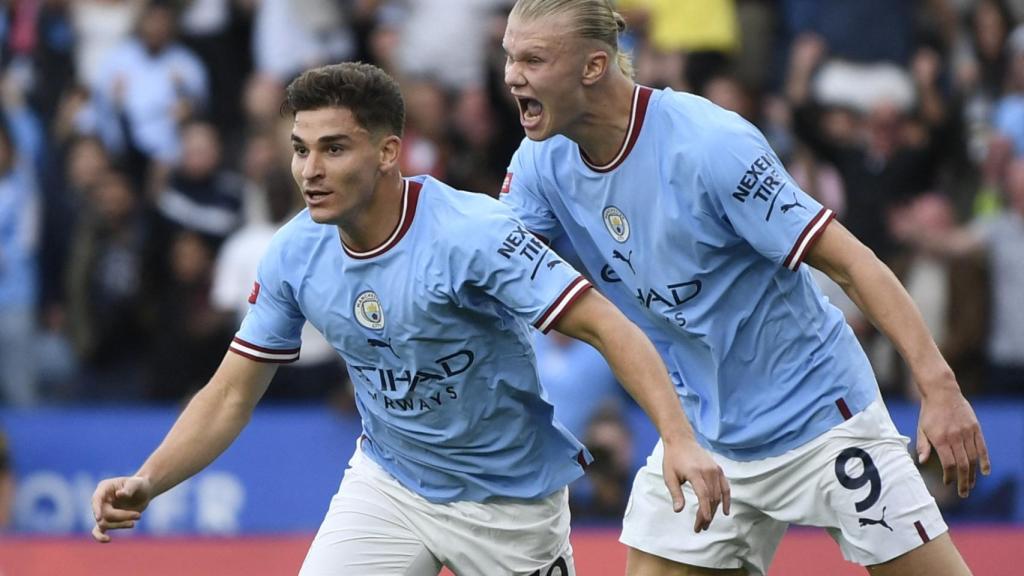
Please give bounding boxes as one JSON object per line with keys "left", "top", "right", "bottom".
{"left": 327, "top": 144, "right": 344, "bottom": 155}
{"left": 293, "top": 145, "right": 308, "bottom": 156}
{"left": 528, "top": 57, "right": 542, "bottom": 65}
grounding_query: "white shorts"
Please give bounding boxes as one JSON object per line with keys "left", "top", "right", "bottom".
{"left": 620, "top": 396, "right": 947, "bottom": 575}
{"left": 299, "top": 442, "right": 575, "bottom": 576}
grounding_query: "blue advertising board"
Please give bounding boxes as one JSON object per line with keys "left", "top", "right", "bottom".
{"left": 1, "top": 407, "right": 362, "bottom": 535}
{"left": 2, "top": 398, "right": 1022, "bottom": 535}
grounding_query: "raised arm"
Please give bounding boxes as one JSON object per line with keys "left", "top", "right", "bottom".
{"left": 552, "top": 288, "right": 730, "bottom": 532}
{"left": 91, "top": 351, "right": 277, "bottom": 542}
{"left": 805, "top": 220, "right": 990, "bottom": 497}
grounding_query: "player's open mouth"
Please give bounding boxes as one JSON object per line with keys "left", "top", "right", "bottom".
{"left": 517, "top": 97, "right": 543, "bottom": 129}
{"left": 305, "top": 189, "right": 331, "bottom": 204}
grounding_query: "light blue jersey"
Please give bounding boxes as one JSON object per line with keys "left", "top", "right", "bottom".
{"left": 233, "top": 176, "right": 593, "bottom": 502}
{"left": 502, "top": 86, "right": 878, "bottom": 461}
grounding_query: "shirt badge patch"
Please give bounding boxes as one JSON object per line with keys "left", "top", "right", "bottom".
{"left": 248, "top": 282, "right": 260, "bottom": 304}
{"left": 355, "top": 291, "right": 385, "bottom": 330}
{"left": 602, "top": 206, "right": 630, "bottom": 243}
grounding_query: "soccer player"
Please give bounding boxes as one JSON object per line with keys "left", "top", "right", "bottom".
{"left": 499, "top": 2, "right": 990, "bottom": 575}
{"left": 90, "top": 62, "right": 729, "bottom": 576}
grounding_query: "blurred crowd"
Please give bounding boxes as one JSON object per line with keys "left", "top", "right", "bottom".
{"left": 0, "top": 0, "right": 1022, "bottom": 520}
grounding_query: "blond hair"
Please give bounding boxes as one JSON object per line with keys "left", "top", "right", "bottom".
{"left": 510, "top": 0, "right": 634, "bottom": 78}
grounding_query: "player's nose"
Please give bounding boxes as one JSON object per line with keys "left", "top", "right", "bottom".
{"left": 301, "top": 152, "right": 324, "bottom": 180}
{"left": 504, "top": 60, "right": 525, "bottom": 88}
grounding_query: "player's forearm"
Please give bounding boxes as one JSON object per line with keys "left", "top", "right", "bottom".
{"left": 137, "top": 354, "right": 273, "bottom": 496}
{"left": 831, "top": 250, "right": 959, "bottom": 397}
{"left": 136, "top": 384, "right": 251, "bottom": 496}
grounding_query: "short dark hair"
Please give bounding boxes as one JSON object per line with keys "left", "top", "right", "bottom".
{"left": 284, "top": 62, "right": 405, "bottom": 137}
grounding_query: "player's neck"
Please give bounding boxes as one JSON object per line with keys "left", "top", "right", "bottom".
{"left": 338, "top": 172, "right": 404, "bottom": 252}
{"left": 569, "top": 74, "right": 636, "bottom": 167}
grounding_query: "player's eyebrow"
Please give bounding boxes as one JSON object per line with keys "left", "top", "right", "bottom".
{"left": 290, "top": 133, "right": 353, "bottom": 144}
{"left": 503, "top": 37, "right": 549, "bottom": 57}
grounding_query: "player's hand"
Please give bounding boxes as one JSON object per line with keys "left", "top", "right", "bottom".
{"left": 916, "top": 385, "right": 991, "bottom": 498}
{"left": 661, "top": 438, "right": 731, "bottom": 533}
{"left": 91, "top": 476, "right": 153, "bottom": 543}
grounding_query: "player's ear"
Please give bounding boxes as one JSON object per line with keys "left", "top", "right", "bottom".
{"left": 378, "top": 134, "right": 401, "bottom": 172}
{"left": 582, "top": 49, "right": 609, "bottom": 86}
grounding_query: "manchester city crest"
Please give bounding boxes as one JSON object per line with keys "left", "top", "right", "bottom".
{"left": 354, "top": 291, "right": 385, "bottom": 330}
{"left": 602, "top": 206, "right": 630, "bottom": 243}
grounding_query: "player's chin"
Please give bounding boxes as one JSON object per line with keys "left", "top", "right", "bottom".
{"left": 306, "top": 206, "right": 336, "bottom": 225}
{"left": 522, "top": 128, "right": 549, "bottom": 141}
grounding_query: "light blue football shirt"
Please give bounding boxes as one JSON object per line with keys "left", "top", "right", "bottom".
{"left": 232, "top": 176, "right": 593, "bottom": 502}
{"left": 502, "top": 86, "right": 878, "bottom": 460}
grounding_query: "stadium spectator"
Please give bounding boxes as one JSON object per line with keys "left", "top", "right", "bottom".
{"left": 901, "top": 159, "right": 1024, "bottom": 395}
{"left": 66, "top": 171, "right": 150, "bottom": 401}
{"left": 953, "top": 0, "right": 1018, "bottom": 165}
{"left": 360, "top": 1, "right": 403, "bottom": 77}
{"left": 395, "top": 0, "right": 508, "bottom": 91}
{"left": 954, "top": 0, "right": 1017, "bottom": 101}
{"left": 250, "top": 0, "right": 354, "bottom": 82}
{"left": 152, "top": 119, "right": 244, "bottom": 250}
{"left": 570, "top": 406, "right": 633, "bottom": 521}
{"left": 701, "top": 71, "right": 758, "bottom": 123}
{"left": 240, "top": 73, "right": 289, "bottom": 144}
{"left": 89, "top": 1, "right": 208, "bottom": 171}
{"left": 71, "top": 0, "right": 144, "bottom": 88}
{"left": 397, "top": 77, "right": 448, "bottom": 179}
{"left": 147, "top": 230, "right": 233, "bottom": 401}
{"left": 993, "top": 25, "right": 1024, "bottom": 156}
{"left": 0, "top": 117, "right": 39, "bottom": 407}
{"left": 448, "top": 83, "right": 506, "bottom": 192}
{"left": 179, "top": 0, "right": 251, "bottom": 144}
{"left": 40, "top": 135, "right": 110, "bottom": 312}
{"left": 235, "top": 129, "right": 280, "bottom": 225}
{"left": 886, "top": 194, "right": 989, "bottom": 397}
{"left": 26, "top": 0, "right": 76, "bottom": 125}
{"left": 787, "top": 34, "right": 945, "bottom": 264}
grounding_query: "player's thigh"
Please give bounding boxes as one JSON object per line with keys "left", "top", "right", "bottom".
{"left": 621, "top": 443, "right": 785, "bottom": 576}
{"left": 434, "top": 487, "right": 576, "bottom": 576}
{"left": 299, "top": 473, "right": 442, "bottom": 576}
{"left": 626, "top": 547, "right": 748, "bottom": 576}
{"left": 866, "top": 533, "right": 971, "bottom": 576}
{"left": 805, "top": 431, "right": 947, "bottom": 567}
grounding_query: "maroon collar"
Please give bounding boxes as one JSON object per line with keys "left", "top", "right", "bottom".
{"left": 342, "top": 179, "right": 422, "bottom": 259}
{"left": 579, "top": 85, "right": 653, "bottom": 173}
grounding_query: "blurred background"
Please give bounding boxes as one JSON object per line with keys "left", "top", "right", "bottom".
{"left": 0, "top": 0, "right": 1021, "bottom": 573}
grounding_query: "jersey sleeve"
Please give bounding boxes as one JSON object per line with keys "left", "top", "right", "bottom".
{"left": 229, "top": 242, "right": 304, "bottom": 363}
{"left": 700, "top": 120, "right": 835, "bottom": 270}
{"left": 448, "top": 204, "right": 591, "bottom": 334}
{"left": 499, "top": 143, "right": 565, "bottom": 243}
